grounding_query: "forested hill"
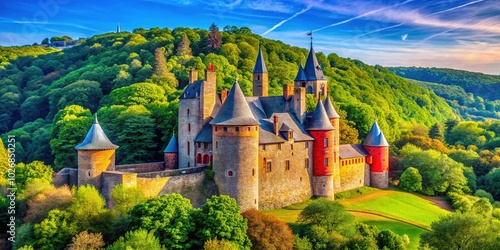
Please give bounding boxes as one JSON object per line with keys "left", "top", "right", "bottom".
{"left": 388, "top": 67, "right": 500, "bottom": 120}
{"left": 0, "top": 26, "right": 455, "bottom": 169}
{"left": 388, "top": 67, "right": 500, "bottom": 101}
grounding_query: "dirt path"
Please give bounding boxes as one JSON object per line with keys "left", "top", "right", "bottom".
{"left": 349, "top": 211, "right": 431, "bottom": 230}
{"left": 414, "top": 194, "right": 453, "bottom": 211}
{"left": 339, "top": 190, "right": 394, "bottom": 205}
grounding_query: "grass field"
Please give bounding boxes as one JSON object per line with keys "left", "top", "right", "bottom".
{"left": 265, "top": 188, "right": 451, "bottom": 250}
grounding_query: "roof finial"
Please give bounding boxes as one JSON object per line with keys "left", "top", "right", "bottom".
{"left": 307, "top": 31, "right": 313, "bottom": 46}
{"left": 93, "top": 113, "right": 99, "bottom": 124}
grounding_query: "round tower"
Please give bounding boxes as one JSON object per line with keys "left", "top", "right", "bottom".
{"left": 363, "top": 121, "right": 390, "bottom": 188}
{"left": 210, "top": 81, "right": 260, "bottom": 211}
{"left": 308, "top": 100, "right": 335, "bottom": 199}
{"left": 75, "top": 115, "right": 118, "bottom": 191}
{"left": 163, "top": 134, "right": 178, "bottom": 170}
{"left": 323, "top": 96, "right": 341, "bottom": 191}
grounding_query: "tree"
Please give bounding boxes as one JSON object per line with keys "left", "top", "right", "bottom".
{"left": 108, "top": 229, "right": 165, "bottom": 250}
{"left": 0, "top": 138, "right": 9, "bottom": 186}
{"left": 474, "top": 189, "right": 494, "bottom": 203}
{"left": 429, "top": 123, "right": 445, "bottom": 141}
{"left": 110, "top": 184, "right": 146, "bottom": 216}
{"left": 67, "top": 185, "right": 108, "bottom": 232}
{"left": 241, "top": 209, "right": 294, "bottom": 250}
{"left": 177, "top": 33, "right": 192, "bottom": 57}
{"left": 420, "top": 213, "right": 500, "bottom": 249}
{"left": 376, "top": 229, "right": 406, "bottom": 250}
{"left": 342, "top": 235, "right": 378, "bottom": 250}
{"left": 33, "top": 209, "right": 76, "bottom": 250}
{"left": 293, "top": 235, "right": 313, "bottom": 250}
{"left": 25, "top": 185, "right": 73, "bottom": 223}
{"left": 484, "top": 168, "right": 500, "bottom": 200}
{"left": 297, "top": 198, "right": 355, "bottom": 235}
{"left": 203, "top": 238, "right": 239, "bottom": 250}
{"left": 129, "top": 193, "right": 196, "bottom": 249}
{"left": 193, "top": 195, "right": 251, "bottom": 249}
{"left": 15, "top": 161, "right": 53, "bottom": 190}
{"left": 41, "top": 38, "right": 49, "bottom": 45}
{"left": 207, "top": 23, "right": 222, "bottom": 50}
{"left": 67, "top": 231, "right": 105, "bottom": 250}
{"left": 12, "top": 223, "right": 35, "bottom": 250}
{"left": 399, "top": 167, "right": 422, "bottom": 192}
{"left": 153, "top": 48, "right": 168, "bottom": 76}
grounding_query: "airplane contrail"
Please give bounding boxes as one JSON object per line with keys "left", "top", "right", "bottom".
{"left": 313, "top": 0, "right": 415, "bottom": 32}
{"left": 262, "top": 6, "right": 312, "bottom": 36}
{"left": 430, "top": 0, "right": 484, "bottom": 16}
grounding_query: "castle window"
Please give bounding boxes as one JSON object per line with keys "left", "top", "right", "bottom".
{"left": 252, "top": 169, "right": 255, "bottom": 176}
{"left": 286, "top": 160, "right": 290, "bottom": 171}
{"left": 188, "top": 123, "right": 191, "bottom": 132}
{"left": 227, "top": 170, "right": 234, "bottom": 177}
{"left": 278, "top": 143, "right": 281, "bottom": 150}
{"left": 188, "top": 162, "right": 191, "bottom": 167}
{"left": 334, "top": 152, "right": 336, "bottom": 162}
{"left": 325, "top": 158, "right": 329, "bottom": 167}
{"left": 203, "top": 155, "right": 210, "bottom": 164}
{"left": 198, "top": 143, "right": 201, "bottom": 148}
{"left": 196, "top": 154, "right": 202, "bottom": 164}
{"left": 291, "top": 144, "right": 293, "bottom": 150}
{"left": 204, "top": 143, "right": 208, "bottom": 149}
{"left": 215, "top": 127, "right": 218, "bottom": 131}
{"left": 324, "top": 138, "right": 329, "bottom": 147}
{"left": 248, "top": 127, "right": 251, "bottom": 131}
{"left": 257, "top": 75, "right": 260, "bottom": 80}
{"left": 187, "top": 142, "right": 190, "bottom": 155}
{"left": 266, "top": 161, "right": 272, "bottom": 172}
{"left": 305, "top": 158, "right": 309, "bottom": 168}
{"left": 300, "top": 177, "right": 303, "bottom": 181}
{"left": 236, "top": 127, "right": 239, "bottom": 132}
{"left": 187, "top": 109, "right": 190, "bottom": 115}
{"left": 223, "top": 127, "right": 227, "bottom": 132}
{"left": 289, "top": 131, "right": 293, "bottom": 139}
{"left": 263, "top": 145, "right": 266, "bottom": 150}
{"left": 216, "top": 141, "right": 218, "bottom": 149}
{"left": 305, "top": 142, "right": 309, "bottom": 148}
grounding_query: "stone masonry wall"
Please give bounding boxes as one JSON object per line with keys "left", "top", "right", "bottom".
{"left": 258, "top": 141, "right": 313, "bottom": 210}
{"left": 115, "top": 162, "right": 164, "bottom": 173}
{"left": 338, "top": 157, "right": 367, "bottom": 192}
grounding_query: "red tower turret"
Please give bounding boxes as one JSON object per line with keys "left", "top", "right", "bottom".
{"left": 363, "top": 121, "right": 389, "bottom": 188}
{"left": 308, "top": 100, "right": 335, "bottom": 199}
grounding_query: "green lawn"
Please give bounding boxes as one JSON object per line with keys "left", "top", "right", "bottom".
{"left": 265, "top": 188, "right": 451, "bottom": 250}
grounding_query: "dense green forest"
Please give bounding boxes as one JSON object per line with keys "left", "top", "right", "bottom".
{"left": 0, "top": 25, "right": 455, "bottom": 170}
{"left": 389, "top": 67, "right": 500, "bottom": 120}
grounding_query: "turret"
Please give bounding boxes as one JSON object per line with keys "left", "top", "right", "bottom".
{"left": 210, "top": 80, "right": 260, "bottom": 211}
{"left": 75, "top": 114, "right": 118, "bottom": 191}
{"left": 307, "top": 101, "right": 335, "bottom": 199}
{"left": 252, "top": 45, "right": 268, "bottom": 97}
{"left": 294, "top": 42, "right": 328, "bottom": 99}
{"left": 323, "top": 96, "right": 341, "bottom": 191}
{"left": 363, "top": 121, "right": 390, "bottom": 188}
{"left": 163, "top": 135, "right": 178, "bottom": 170}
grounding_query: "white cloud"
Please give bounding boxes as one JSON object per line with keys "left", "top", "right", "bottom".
{"left": 401, "top": 34, "right": 408, "bottom": 41}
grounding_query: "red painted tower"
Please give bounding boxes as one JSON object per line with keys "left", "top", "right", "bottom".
{"left": 363, "top": 121, "right": 390, "bottom": 188}
{"left": 308, "top": 100, "right": 335, "bottom": 199}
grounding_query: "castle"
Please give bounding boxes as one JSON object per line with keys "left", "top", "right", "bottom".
{"left": 54, "top": 42, "right": 389, "bottom": 211}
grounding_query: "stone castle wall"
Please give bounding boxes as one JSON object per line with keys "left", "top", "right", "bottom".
{"left": 338, "top": 158, "right": 368, "bottom": 192}
{"left": 257, "top": 141, "right": 313, "bottom": 210}
{"left": 115, "top": 162, "right": 164, "bottom": 173}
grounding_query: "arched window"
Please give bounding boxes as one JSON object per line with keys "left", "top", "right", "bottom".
{"left": 196, "top": 154, "right": 202, "bottom": 164}
{"left": 227, "top": 170, "right": 234, "bottom": 177}
{"left": 301, "top": 82, "right": 306, "bottom": 87}
{"left": 306, "top": 86, "right": 313, "bottom": 94}
{"left": 203, "top": 154, "right": 210, "bottom": 164}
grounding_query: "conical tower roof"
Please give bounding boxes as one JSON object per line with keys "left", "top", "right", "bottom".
{"left": 323, "top": 96, "right": 340, "bottom": 119}
{"left": 363, "top": 121, "right": 389, "bottom": 147}
{"left": 252, "top": 46, "right": 267, "bottom": 73}
{"left": 304, "top": 43, "right": 325, "bottom": 80}
{"left": 307, "top": 100, "right": 334, "bottom": 131}
{"left": 163, "top": 134, "right": 178, "bottom": 153}
{"left": 294, "top": 63, "right": 306, "bottom": 81}
{"left": 210, "top": 81, "right": 260, "bottom": 126}
{"left": 75, "top": 114, "right": 119, "bottom": 150}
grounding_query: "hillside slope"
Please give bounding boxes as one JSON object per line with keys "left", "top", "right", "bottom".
{"left": 0, "top": 27, "right": 455, "bottom": 167}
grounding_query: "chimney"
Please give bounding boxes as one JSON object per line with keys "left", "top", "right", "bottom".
{"left": 221, "top": 89, "right": 228, "bottom": 104}
{"left": 189, "top": 68, "right": 198, "bottom": 84}
{"left": 283, "top": 84, "right": 294, "bottom": 100}
{"left": 205, "top": 63, "right": 216, "bottom": 84}
{"left": 273, "top": 115, "right": 279, "bottom": 135}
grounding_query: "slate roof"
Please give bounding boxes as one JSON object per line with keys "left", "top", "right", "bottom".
{"left": 163, "top": 135, "right": 178, "bottom": 153}
{"left": 179, "top": 80, "right": 203, "bottom": 99}
{"left": 252, "top": 46, "right": 267, "bottom": 73}
{"left": 294, "top": 64, "right": 307, "bottom": 81}
{"left": 75, "top": 115, "right": 119, "bottom": 150}
{"left": 259, "top": 112, "right": 314, "bottom": 144}
{"left": 307, "top": 100, "right": 334, "bottom": 130}
{"left": 339, "top": 144, "right": 370, "bottom": 159}
{"left": 304, "top": 43, "right": 326, "bottom": 81}
{"left": 363, "top": 121, "right": 390, "bottom": 147}
{"left": 210, "top": 81, "right": 260, "bottom": 126}
{"left": 323, "top": 96, "right": 340, "bottom": 119}
{"left": 195, "top": 123, "right": 213, "bottom": 143}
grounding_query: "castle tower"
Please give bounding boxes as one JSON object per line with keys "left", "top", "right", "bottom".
{"left": 363, "top": 121, "right": 390, "bottom": 188}
{"left": 252, "top": 45, "right": 268, "bottom": 97}
{"left": 323, "top": 96, "right": 341, "bottom": 191}
{"left": 163, "top": 134, "right": 178, "bottom": 170}
{"left": 75, "top": 115, "right": 118, "bottom": 191}
{"left": 210, "top": 80, "right": 260, "bottom": 211}
{"left": 307, "top": 100, "right": 335, "bottom": 199}
{"left": 294, "top": 42, "right": 328, "bottom": 99}
{"left": 178, "top": 65, "right": 216, "bottom": 168}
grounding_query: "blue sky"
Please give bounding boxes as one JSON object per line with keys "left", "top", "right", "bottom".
{"left": 0, "top": 0, "right": 499, "bottom": 74}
